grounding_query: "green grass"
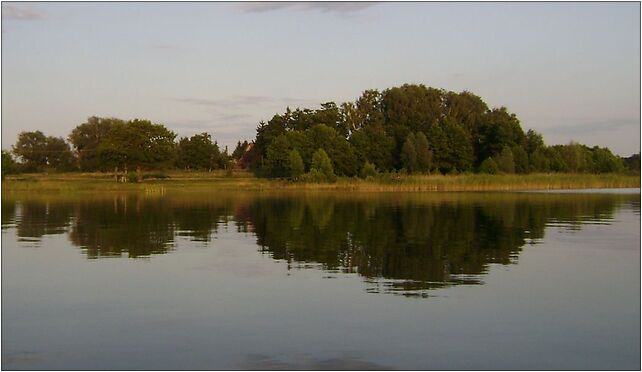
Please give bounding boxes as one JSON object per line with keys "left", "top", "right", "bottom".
{"left": 2, "top": 170, "right": 639, "bottom": 195}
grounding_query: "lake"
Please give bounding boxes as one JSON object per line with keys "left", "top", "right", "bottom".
{"left": 2, "top": 189, "right": 640, "bottom": 370}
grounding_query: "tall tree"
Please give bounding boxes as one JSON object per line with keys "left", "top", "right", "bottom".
{"left": 13, "top": 131, "right": 48, "bottom": 172}
{"left": 494, "top": 146, "right": 515, "bottom": 174}
{"left": 559, "top": 142, "right": 589, "bottom": 173}
{"left": 232, "top": 140, "right": 249, "bottom": 160}
{"left": 349, "top": 123, "right": 395, "bottom": 172}
{"left": 265, "top": 135, "right": 293, "bottom": 178}
{"left": 351, "top": 89, "right": 385, "bottom": 131}
{"left": 45, "top": 137, "right": 76, "bottom": 171}
{"left": 305, "top": 124, "right": 358, "bottom": 176}
{"left": 475, "top": 107, "right": 525, "bottom": 165}
{"left": 511, "top": 145, "right": 529, "bottom": 174}
{"left": 382, "top": 84, "right": 444, "bottom": 134}
{"left": 69, "top": 117, "right": 122, "bottom": 171}
{"left": 251, "top": 116, "right": 288, "bottom": 170}
{"left": 426, "top": 119, "right": 474, "bottom": 174}
{"left": 591, "top": 146, "right": 624, "bottom": 173}
{"left": 524, "top": 129, "right": 545, "bottom": 155}
{"left": 176, "top": 133, "right": 220, "bottom": 170}
{"left": 401, "top": 133, "right": 417, "bottom": 172}
{"left": 288, "top": 149, "right": 305, "bottom": 180}
{"left": 443, "top": 90, "right": 489, "bottom": 134}
{"left": 314, "top": 102, "right": 348, "bottom": 138}
{"left": 311, "top": 148, "right": 335, "bottom": 181}
{"left": 98, "top": 119, "right": 176, "bottom": 170}
{"left": 415, "top": 132, "right": 432, "bottom": 173}
{"left": 529, "top": 148, "right": 551, "bottom": 173}
{"left": 622, "top": 153, "right": 640, "bottom": 174}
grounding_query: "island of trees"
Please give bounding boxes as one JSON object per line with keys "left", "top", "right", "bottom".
{"left": 2, "top": 84, "right": 639, "bottom": 181}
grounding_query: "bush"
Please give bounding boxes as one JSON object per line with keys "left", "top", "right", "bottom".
{"left": 127, "top": 171, "right": 139, "bottom": 183}
{"left": 288, "top": 150, "right": 305, "bottom": 180}
{"left": 2, "top": 150, "right": 19, "bottom": 177}
{"left": 360, "top": 161, "right": 377, "bottom": 179}
{"left": 301, "top": 168, "right": 328, "bottom": 183}
{"left": 311, "top": 149, "right": 335, "bottom": 182}
{"left": 479, "top": 157, "right": 499, "bottom": 174}
{"left": 494, "top": 147, "right": 515, "bottom": 174}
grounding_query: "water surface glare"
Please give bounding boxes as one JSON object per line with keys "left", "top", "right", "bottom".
{"left": 2, "top": 190, "right": 640, "bottom": 370}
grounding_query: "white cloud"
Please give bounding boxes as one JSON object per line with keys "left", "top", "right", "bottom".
{"left": 239, "top": 2, "right": 377, "bottom": 14}
{"left": 2, "top": 5, "right": 43, "bottom": 20}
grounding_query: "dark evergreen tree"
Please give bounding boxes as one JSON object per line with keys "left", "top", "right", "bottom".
{"left": 511, "top": 145, "right": 529, "bottom": 174}
{"left": 401, "top": 133, "right": 417, "bottom": 172}
{"left": 494, "top": 146, "right": 515, "bottom": 174}
{"left": 415, "top": 132, "right": 432, "bottom": 173}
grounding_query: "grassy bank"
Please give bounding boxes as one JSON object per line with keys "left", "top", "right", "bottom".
{"left": 1, "top": 170, "right": 638, "bottom": 195}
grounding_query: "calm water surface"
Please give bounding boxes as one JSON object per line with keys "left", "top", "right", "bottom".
{"left": 2, "top": 189, "right": 640, "bottom": 370}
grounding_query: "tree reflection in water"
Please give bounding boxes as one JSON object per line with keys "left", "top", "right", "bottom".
{"left": 2, "top": 191, "right": 634, "bottom": 295}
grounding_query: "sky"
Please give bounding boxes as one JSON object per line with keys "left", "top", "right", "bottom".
{"left": 1, "top": 2, "right": 640, "bottom": 155}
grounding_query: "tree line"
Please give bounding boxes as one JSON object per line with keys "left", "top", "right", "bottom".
{"left": 2, "top": 117, "right": 252, "bottom": 176}
{"left": 248, "top": 84, "right": 638, "bottom": 180}
{"left": 1, "top": 83, "right": 639, "bottom": 178}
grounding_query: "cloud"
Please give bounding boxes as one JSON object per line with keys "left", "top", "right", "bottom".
{"left": 168, "top": 113, "right": 253, "bottom": 130}
{"left": 239, "top": 2, "right": 377, "bottom": 14}
{"left": 176, "top": 96, "right": 276, "bottom": 108}
{"left": 535, "top": 117, "right": 640, "bottom": 136}
{"left": 2, "top": 5, "right": 44, "bottom": 21}
{"left": 174, "top": 95, "right": 320, "bottom": 110}
{"left": 168, "top": 94, "right": 332, "bottom": 147}
{"left": 167, "top": 118, "right": 256, "bottom": 148}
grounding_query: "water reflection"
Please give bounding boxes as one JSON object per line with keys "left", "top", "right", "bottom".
{"left": 68, "top": 196, "right": 177, "bottom": 258}
{"left": 6, "top": 201, "right": 74, "bottom": 243}
{"left": 2, "top": 191, "right": 638, "bottom": 295}
{"left": 245, "top": 193, "right": 633, "bottom": 296}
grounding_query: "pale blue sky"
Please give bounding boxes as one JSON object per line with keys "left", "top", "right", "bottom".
{"left": 2, "top": 2, "right": 640, "bottom": 155}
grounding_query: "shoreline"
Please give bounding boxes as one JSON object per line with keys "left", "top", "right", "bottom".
{"left": 1, "top": 171, "right": 639, "bottom": 194}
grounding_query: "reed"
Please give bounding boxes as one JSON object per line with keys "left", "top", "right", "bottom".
{"left": 2, "top": 171, "right": 639, "bottom": 195}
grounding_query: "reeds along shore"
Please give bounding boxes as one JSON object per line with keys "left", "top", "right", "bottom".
{"left": 1, "top": 171, "right": 639, "bottom": 194}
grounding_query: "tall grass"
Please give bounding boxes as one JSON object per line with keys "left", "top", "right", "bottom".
{"left": 286, "top": 173, "right": 640, "bottom": 192}
{"left": 2, "top": 171, "right": 639, "bottom": 195}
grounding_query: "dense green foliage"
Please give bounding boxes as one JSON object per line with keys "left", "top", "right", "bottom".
{"left": 247, "top": 84, "right": 633, "bottom": 179}
{"left": 232, "top": 140, "right": 250, "bottom": 160}
{"left": 623, "top": 153, "right": 640, "bottom": 174}
{"left": 2, "top": 151, "right": 19, "bottom": 176}
{"left": 288, "top": 150, "right": 305, "bottom": 180}
{"left": 360, "top": 161, "right": 378, "bottom": 179}
{"left": 12, "top": 131, "right": 75, "bottom": 172}
{"left": 176, "top": 133, "right": 222, "bottom": 170}
{"left": 479, "top": 158, "right": 499, "bottom": 174}
{"left": 96, "top": 119, "right": 177, "bottom": 170}
{"left": 2, "top": 84, "right": 637, "bottom": 178}
{"left": 7, "top": 117, "right": 230, "bottom": 175}
{"left": 310, "top": 148, "right": 336, "bottom": 182}
{"left": 69, "top": 117, "right": 121, "bottom": 171}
